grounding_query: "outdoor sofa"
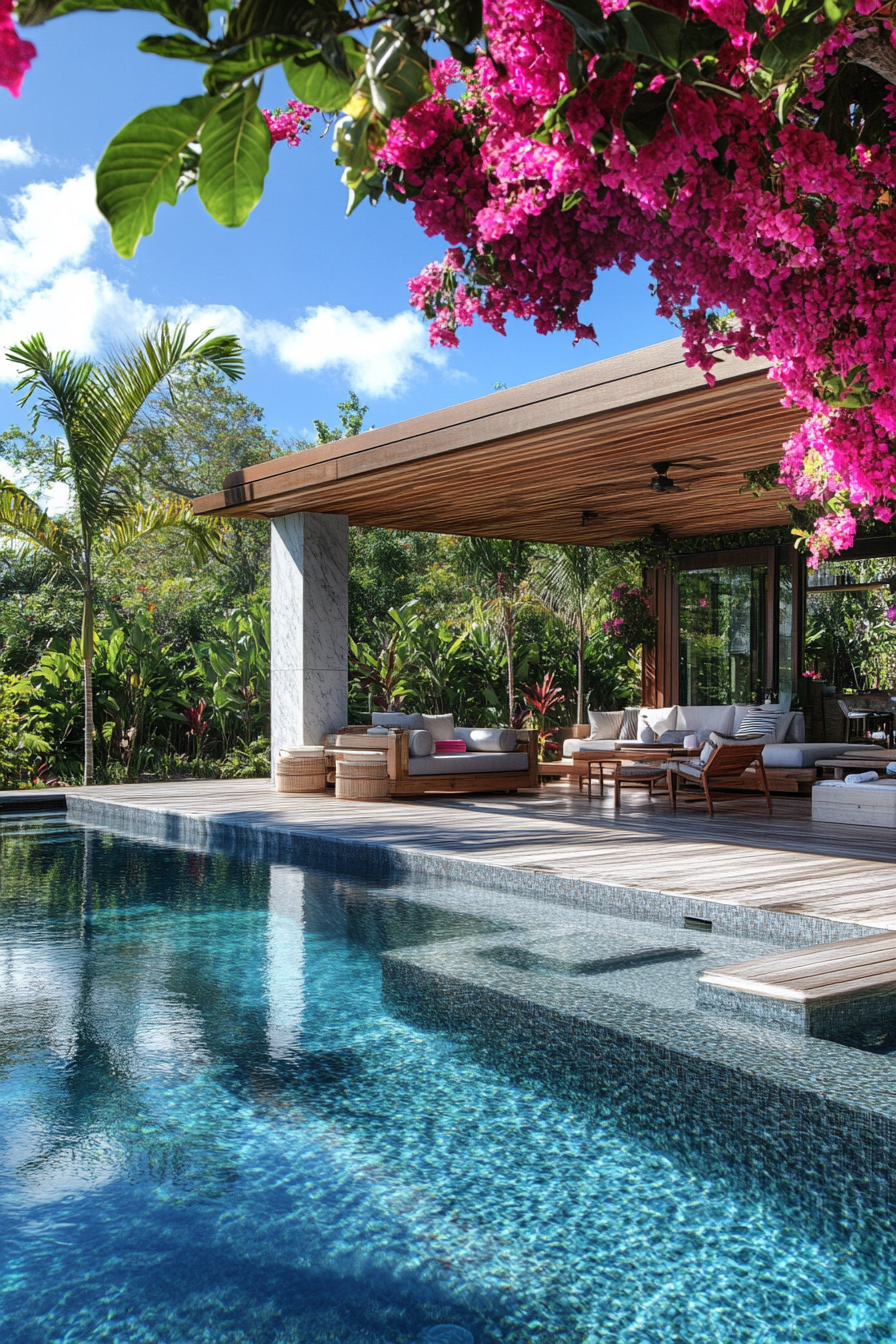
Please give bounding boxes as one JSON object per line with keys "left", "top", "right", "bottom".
{"left": 561, "top": 704, "right": 869, "bottom": 771}
{"left": 322, "top": 712, "right": 538, "bottom": 796}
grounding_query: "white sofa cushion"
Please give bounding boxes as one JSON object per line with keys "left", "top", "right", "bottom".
{"left": 408, "top": 750, "right": 528, "bottom": 775}
{"left": 588, "top": 709, "right": 624, "bottom": 738}
{"left": 762, "top": 742, "right": 879, "bottom": 768}
{"left": 455, "top": 727, "right": 518, "bottom": 753}
{"left": 372, "top": 711, "right": 425, "bottom": 728}
{"left": 562, "top": 739, "right": 615, "bottom": 756}
{"left": 422, "top": 713, "right": 455, "bottom": 741}
{"left": 676, "top": 705, "right": 736, "bottom": 735}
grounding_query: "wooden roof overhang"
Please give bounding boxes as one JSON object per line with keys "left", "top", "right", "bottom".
{"left": 192, "top": 338, "right": 804, "bottom": 545}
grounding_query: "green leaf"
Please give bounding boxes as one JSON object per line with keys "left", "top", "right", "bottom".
{"left": 19, "top": 0, "right": 212, "bottom": 37}
{"left": 543, "top": 0, "right": 610, "bottom": 51}
{"left": 96, "top": 94, "right": 220, "bottom": 258}
{"left": 283, "top": 35, "right": 366, "bottom": 111}
{"left": 366, "top": 25, "right": 431, "bottom": 120}
{"left": 203, "top": 34, "right": 314, "bottom": 93}
{"left": 197, "top": 84, "right": 271, "bottom": 227}
{"left": 138, "top": 32, "right": 215, "bottom": 60}
{"left": 627, "top": 3, "right": 685, "bottom": 62}
{"left": 225, "top": 0, "right": 327, "bottom": 45}
{"left": 759, "top": 0, "right": 853, "bottom": 80}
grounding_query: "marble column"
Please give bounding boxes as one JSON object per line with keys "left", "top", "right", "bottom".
{"left": 270, "top": 512, "right": 348, "bottom": 768}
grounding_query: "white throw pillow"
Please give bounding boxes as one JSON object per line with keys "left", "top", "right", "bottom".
{"left": 588, "top": 709, "right": 624, "bottom": 739}
{"left": 422, "top": 713, "right": 455, "bottom": 742}
{"left": 636, "top": 708, "right": 676, "bottom": 741}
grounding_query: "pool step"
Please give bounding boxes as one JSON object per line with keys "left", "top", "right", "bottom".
{"left": 698, "top": 932, "right": 896, "bottom": 1038}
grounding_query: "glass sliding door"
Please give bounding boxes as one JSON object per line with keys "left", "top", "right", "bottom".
{"left": 679, "top": 564, "right": 768, "bottom": 705}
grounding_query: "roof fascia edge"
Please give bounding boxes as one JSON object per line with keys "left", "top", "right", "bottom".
{"left": 224, "top": 340, "right": 771, "bottom": 492}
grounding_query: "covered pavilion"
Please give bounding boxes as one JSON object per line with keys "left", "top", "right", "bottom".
{"left": 192, "top": 337, "right": 808, "bottom": 761}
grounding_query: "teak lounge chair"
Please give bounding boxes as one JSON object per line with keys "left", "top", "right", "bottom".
{"left": 665, "top": 741, "right": 772, "bottom": 817}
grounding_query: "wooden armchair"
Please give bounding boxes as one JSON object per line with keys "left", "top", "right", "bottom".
{"left": 665, "top": 742, "right": 772, "bottom": 817}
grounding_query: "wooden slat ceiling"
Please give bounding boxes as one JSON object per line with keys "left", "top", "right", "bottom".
{"left": 192, "top": 338, "right": 804, "bottom": 544}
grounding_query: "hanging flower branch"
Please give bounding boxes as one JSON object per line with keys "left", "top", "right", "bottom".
{"left": 602, "top": 583, "right": 657, "bottom": 650}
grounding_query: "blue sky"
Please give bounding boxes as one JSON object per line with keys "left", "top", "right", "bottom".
{"left": 0, "top": 11, "right": 675, "bottom": 444}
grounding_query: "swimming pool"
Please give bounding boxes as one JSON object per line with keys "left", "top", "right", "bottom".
{"left": 2, "top": 814, "right": 895, "bottom": 1343}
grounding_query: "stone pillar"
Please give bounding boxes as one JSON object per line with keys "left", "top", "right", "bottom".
{"left": 270, "top": 512, "right": 348, "bottom": 770}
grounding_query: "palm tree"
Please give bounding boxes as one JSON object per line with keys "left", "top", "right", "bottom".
{"left": 0, "top": 324, "right": 243, "bottom": 783}
{"left": 455, "top": 537, "right": 532, "bottom": 721}
{"left": 530, "top": 544, "right": 632, "bottom": 723}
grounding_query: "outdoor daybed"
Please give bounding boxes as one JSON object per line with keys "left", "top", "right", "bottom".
{"left": 322, "top": 713, "right": 538, "bottom": 796}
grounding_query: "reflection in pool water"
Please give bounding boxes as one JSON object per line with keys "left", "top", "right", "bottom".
{"left": 1, "top": 816, "right": 895, "bottom": 1343}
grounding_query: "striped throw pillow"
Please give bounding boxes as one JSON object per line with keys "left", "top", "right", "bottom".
{"left": 735, "top": 708, "right": 780, "bottom": 739}
{"left": 618, "top": 707, "right": 640, "bottom": 740}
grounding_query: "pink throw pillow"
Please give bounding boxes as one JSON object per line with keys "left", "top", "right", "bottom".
{"left": 435, "top": 739, "right": 465, "bottom": 754}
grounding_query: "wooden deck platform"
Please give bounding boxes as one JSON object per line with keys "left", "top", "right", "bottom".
{"left": 4, "top": 776, "right": 894, "bottom": 938}
{"left": 700, "top": 932, "right": 896, "bottom": 1004}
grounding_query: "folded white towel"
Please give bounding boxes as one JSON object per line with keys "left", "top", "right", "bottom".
{"left": 844, "top": 771, "right": 880, "bottom": 785}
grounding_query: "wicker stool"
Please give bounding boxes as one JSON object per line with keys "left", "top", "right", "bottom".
{"left": 276, "top": 747, "right": 326, "bottom": 794}
{"left": 335, "top": 751, "right": 390, "bottom": 801}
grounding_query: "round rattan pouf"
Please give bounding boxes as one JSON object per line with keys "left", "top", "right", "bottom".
{"left": 276, "top": 747, "right": 326, "bottom": 794}
{"left": 335, "top": 751, "right": 390, "bottom": 801}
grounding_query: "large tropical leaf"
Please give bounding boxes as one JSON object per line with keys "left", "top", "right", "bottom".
{"left": 96, "top": 94, "right": 222, "bottom": 258}
{"left": 99, "top": 496, "right": 224, "bottom": 566}
{"left": 196, "top": 83, "right": 271, "bottom": 227}
{"left": 0, "top": 478, "right": 80, "bottom": 571}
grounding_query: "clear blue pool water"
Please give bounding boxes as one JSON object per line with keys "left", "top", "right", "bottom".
{"left": 2, "top": 815, "right": 896, "bottom": 1343}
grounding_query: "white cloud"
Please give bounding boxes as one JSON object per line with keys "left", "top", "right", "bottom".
{"left": 178, "top": 301, "right": 445, "bottom": 397}
{"left": 0, "top": 166, "right": 446, "bottom": 397}
{"left": 0, "top": 138, "right": 36, "bottom": 169}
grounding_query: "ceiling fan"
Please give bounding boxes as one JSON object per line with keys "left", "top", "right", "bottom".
{"left": 647, "top": 459, "right": 709, "bottom": 494}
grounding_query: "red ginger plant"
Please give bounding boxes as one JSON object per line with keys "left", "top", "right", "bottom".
{"left": 16, "top": 0, "right": 896, "bottom": 561}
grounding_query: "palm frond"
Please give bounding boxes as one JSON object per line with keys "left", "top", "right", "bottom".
{"left": 0, "top": 477, "right": 80, "bottom": 570}
{"left": 98, "top": 497, "right": 224, "bottom": 566}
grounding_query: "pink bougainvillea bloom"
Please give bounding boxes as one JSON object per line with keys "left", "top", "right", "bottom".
{"left": 0, "top": 0, "right": 36, "bottom": 97}
{"left": 887, "top": 606, "right": 896, "bottom": 623}
{"left": 262, "top": 101, "right": 315, "bottom": 146}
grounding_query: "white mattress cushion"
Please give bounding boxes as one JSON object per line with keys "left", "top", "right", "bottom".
{"left": 408, "top": 751, "right": 529, "bottom": 775}
{"left": 676, "top": 705, "right": 736, "bottom": 735}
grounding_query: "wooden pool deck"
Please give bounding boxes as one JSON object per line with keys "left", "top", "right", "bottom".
{"left": 9, "top": 776, "right": 895, "bottom": 936}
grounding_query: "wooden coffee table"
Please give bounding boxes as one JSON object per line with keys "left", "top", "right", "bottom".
{"left": 581, "top": 747, "right": 701, "bottom": 800}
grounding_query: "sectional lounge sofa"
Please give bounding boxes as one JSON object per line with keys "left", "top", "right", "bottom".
{"left": 560, "top": 704, "right": 868, "bottom": 774}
